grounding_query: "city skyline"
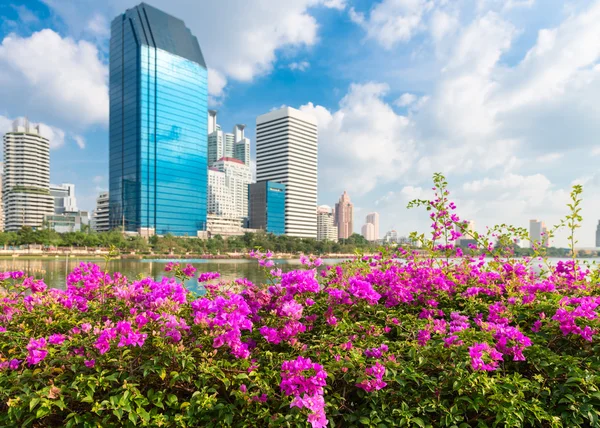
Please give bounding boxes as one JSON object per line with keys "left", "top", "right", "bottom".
{"left": 1, "top": 1, "right": 600, "bottom": 246}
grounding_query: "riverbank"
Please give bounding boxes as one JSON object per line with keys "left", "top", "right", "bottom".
{"left": 0, "top": 252, "right": 363, "bottom": 260}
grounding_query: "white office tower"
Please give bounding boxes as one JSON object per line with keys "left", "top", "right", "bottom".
{"left": 50, "top": 183, "right": 78, "bottom": 214}
{"left": 256, "top": 107, "right": 318, "bottom": 238}
{"left": 365, "top": 212, "right": 380, "bottom": 240}
{"left": 361, "top": 222, "right": 375, "bottom": 241}
{"left": 211, "top": 157, "right": 252, "bottom": 219}
{"left": 233, "top": 124, "right": 250, "bottom": 166}
{"left": 92, "top": 191, "right": 110, "bottom": 232}
{"left": 317, "top": 205, "right": 337, "bottom": 242}
{"left": 3, "top": 118, "right": 54, "bottom": 231}
{"left": 529, "top": 219, "right": 548, "bottom": 248}
{"left": 208, "top": 110, "right": 224, "bottom": 166}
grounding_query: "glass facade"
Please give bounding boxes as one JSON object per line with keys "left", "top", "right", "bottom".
{"left": 266, "top": 182, "right": 285, "bottom": 235}
{"left": 109, "top": 3, "right": 207, "bottom": 236}
{"left": 249, "top": 181, "right": 285, "bottom": 235}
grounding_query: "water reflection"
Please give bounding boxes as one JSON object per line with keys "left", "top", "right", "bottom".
{"left": 0, "top": 258, "right": 346, "bottom": 291}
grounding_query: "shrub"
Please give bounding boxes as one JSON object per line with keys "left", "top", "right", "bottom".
{"left": 1, "top": 175, "right": 600, "bottom": 427}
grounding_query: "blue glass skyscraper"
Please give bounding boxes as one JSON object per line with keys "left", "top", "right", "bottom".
{"left": 109, "top": 3, "right": 208, "bottom": 236}
{"left": 249, "top": 181, "right": 286, "bottom": 235}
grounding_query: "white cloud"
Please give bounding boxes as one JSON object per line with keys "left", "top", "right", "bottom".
{"left": 73, "top": 135, "right": 86, "bottom": 149}
{"left": 42, "top": 0, "right": 345, "bottom": 94}
{"left": 394, "top": 93, "right": 417, "bottom": 107}
{"left": 0, "top": 115, "right": 72, "bottom": 150}
{"left": 591, "top": 147, "right": 600, "bottom": 157}
{"left": 12, "top": 5, "right": 40, "bottom": 24}
{"left": 208, "top": 68, "right": 228, "bottom": 103}
{"left": 289, "top": 61, "right": 311, "bottom": 72}
{"left": 86, "top": 13, "right": 110, "bottom": 39}
{"left": 349, "top": 0, "right": 434, "bottom": 49}
{"left": 0, "top": 29, "right": 108, "bottom": 129}
{"left": 536, "top": 153, "right": 562, "bottom": 163}
{"left": 301, "top": 82, "right": 418, "bottom": 196}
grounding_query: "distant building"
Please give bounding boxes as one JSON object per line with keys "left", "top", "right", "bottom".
{"left": 317, "top": 206, "right": 337, "bottom": 242}
{"left": 213, "top": 157, "right": 251, "bottom": 219}
{"left": 3, "top": 118, "right": 54, "bottom": 231}
{"left": 455, "top": 220, "right": 476, "bottom": 245}
{"left": 529, "top": 219, "right": 548, "bottom": 248}
{"left": 248, "top": 181, "right": 286, "bottom": 235}
{"left": 208, "top": 168, "right": 234, "bottom": 218}
{"left": 366, "top": 212, "right": 379, "bottom": 240}
{"left": 0, "top": 163, "right": 4, "bottom": 232}
{"left": 46, "top": 211, "right": 90, "bottom": 233}
{"left": 109, "top": 3, "right": 208, "bottom": 236}
{"left": 208, "top": 111, "right": 250, "bottom": 167}
{"left": 50, "top": 183, "right": 78, "bottom": 214}
{"left": 335, "top": 191, "right": 353, "bottom": 240}
{"left": 361, "top": 223, "right": 375, "bottom": 241}
{"left": 384, "top": 230, "right": 398, "bottom": 244}
{"left": 256, "top": 106, "right": 317, "bottom": 238}
{"left": 206, "top": 214, "right": 258, "bottom": 238}
{"left": 596, "top": 221, "right": 600, "bottom": 248}
{"left": 92, "top": 192, "right": 110, "bottom": 232}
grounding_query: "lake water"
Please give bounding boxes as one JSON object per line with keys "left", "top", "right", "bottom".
{"left": 0, "top": 258, "right": 347, "bottom": 292}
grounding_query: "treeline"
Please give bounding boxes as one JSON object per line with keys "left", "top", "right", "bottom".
{"left": 0, "top": 226, "right": 379, "bottom": 255}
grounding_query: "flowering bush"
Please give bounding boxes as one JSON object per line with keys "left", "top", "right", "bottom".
{"left": 1, "top": 175, "right": 600, "bottom": 427}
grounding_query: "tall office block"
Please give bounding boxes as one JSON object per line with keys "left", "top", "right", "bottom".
{"left": 208, "top": 113, "right": 251, "bottom": 167}
{"left": 208, "top": 110, "right": 224, "bottom": 167}
{"left": 0, "top": 163, "right": 4, "bottom": 232}
{"left": 256, "top": 107, "right": 317, "bottom": 238}
{"left": 249, "top": 181, "right": 286, "bottom": 235}
{"left": 92, "top": 192, "right": 110, "bottom": 232}
{"left": 317, "top": 205, "right": 337, "bottom": 242}
{"left": 365, "top": 212, "right": 379, "bottom": 240}
{"left": 596, "top": 221, "right": 600, "bottom": 248}
{"left": 233, "top": 124, "right": 250, "bottom": 166}
{"left": 213, "top": 157, "right": 251, "bottom": 219}
{"left": 361, "top": 223, "right": 375, "bottom": 241}
{"left": 50, "top": 183, "right": 78, "bottom": 214}
{"left": 335, "top": 191, "right": 353, "bottom": 240}
{"left": 109, "top": 3, "right": 208, "bottom": 236}
{"left": 2, "top": 119, "right": 54, "bottom": 231}
{"left": 529, "top": 219, "right": 548, "bottom": 248}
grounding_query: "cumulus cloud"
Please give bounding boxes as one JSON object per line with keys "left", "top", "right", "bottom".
{"left": 394, "top": 93, "right": 417, "bottom": 107}
{"left": 289, "top": 61, "right": 311, "bottom": 72}
{"left": 349, "top": 0, "right": 434, "bottom": 48}
{"left": 73, "top": 135, "right": 86, "bottom": 149}
{"left": 301, "top": 82, "right": 417, "bottom": 196}
{"left": 42, "top": 0, "right": 345, "bottom": 94}
{"left": 0, "top": 29, "right": 108, "bottom": 129}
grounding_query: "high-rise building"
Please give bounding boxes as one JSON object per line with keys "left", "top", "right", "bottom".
{"left": 383, "top": 229, "right": 398, "bottom": 243}
{"left": 529, "top": 219, "right": 548, "bottom": 248}
{"left": 109, "top": 3, "right": 208, "bottom": 236}
{"left": 317, "top": 205, "right": 337, "bottom": 242}
{"left": 92, "top": 192, "right": 110, "bottom": 233}
{"left": 596, "top": 221, "right": 600, "bottom": 248}
{"left": 50, "top": 183, "right": 78, "bottom": 214}
{"left": 46, "top": 211, "right": 90, "bottom": 233}
{"left": 364, "top": 212, "right": 379, "bottom": 241}
{"left": 208, "top": 113, "right": 251, "bottom": 167}
{"left": 361, "top": 222, "right": 375, "bottom": 241}
{"left": 256, "top": 107, "right": 317, "bottom": 238}
{"left": 455, "top": 220, "right": 476, "bottom": 245}
{"left": 248, "top": 181, "right": 286, "bottom": 235}
{"left": 3, "top": 118, "right": 54, "bottom": 231}
{"left": 233, "top": 124, "right": 250, "bottom": 166}
{"left": 208, "top": 168, "right": 234, "bottom": 217}
{"left": 213, "top": 157, "right": 251, "bottom": 219}
{"left": 335, "top": 191, "right": 353, "bottom": 240}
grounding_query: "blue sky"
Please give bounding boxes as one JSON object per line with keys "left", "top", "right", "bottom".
{"left": 1, "top": 0, "right": 600, "bottom": 246}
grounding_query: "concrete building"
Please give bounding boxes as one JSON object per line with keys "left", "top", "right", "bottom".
{"left": 206, "top": 214, "right": 258, "bottom": 238}
{"left": 529, "top": 219, "right": 548, "bottom": 248}
{"left": 233, "top": 124, "right": 250, "bottom": 166}
{"left": 0, "top": 163, "right": 4, "bottom": 232}
{"left": 50, "top": 183, "right": 78, "bottom": 214}
{"left": 248, "top": 181, "right": 286, "bottom": 235}
{"left": 210, "top": 157, "right": 252, "bottom": 219}
{"left": 455, "top": 220, "right": 476, "bottom": 245}
{"left": 3, "top": 118, "right": 54, "bottom": 231}
{"left": 384, "top": 230, "right": 399, "bottom": 244}
{"left": 209, "top": 112, "right": 251, "bottom": 168}
{"left": 363, "top": 212, "right": 379, "bottom": 241}
{"left": 109, "top": 3, "right": 208, "bottom": 236}
{"left": 317, "top": 205, "right": 337, "bottom": 242}
{"left": 46, "top": 211, "right": 90, "bottom": 233}
{"left": 256, "top": 106, "right": 317, "bottom": 238}
{"left": 361, "top": 222, "right": 375, "bottom": 241}
{"left": 92, "top": 192, "right": 110, "bottom": 232}
{"left": 335, "top": 191, "right": 353, "bottom": 240}
{"left": 596, "top": 221, "right": 600, "bottom": 248}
